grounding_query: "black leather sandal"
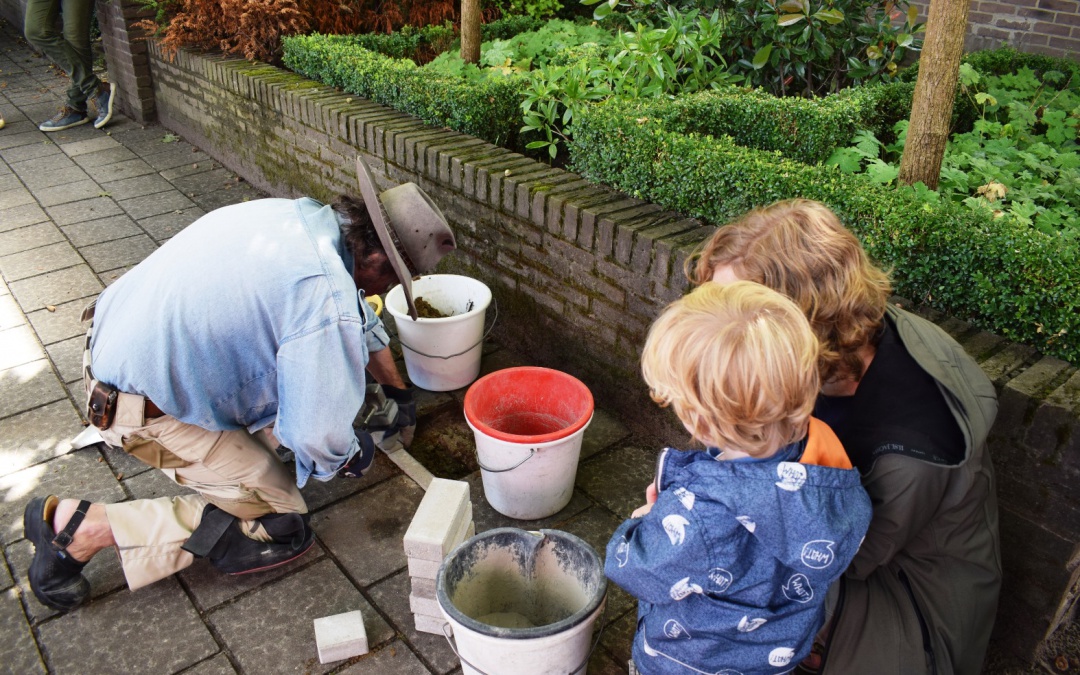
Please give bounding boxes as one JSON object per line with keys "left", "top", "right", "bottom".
{"left": 23, "top": 496, "right": 92, "bottom": 611}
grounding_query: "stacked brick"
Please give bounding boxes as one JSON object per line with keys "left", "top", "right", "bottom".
{"left": 908, "top": 0, "right": 1080, "bottom": 59}
{"left": 403, "top": 478, "right": 475, "bottom": 636}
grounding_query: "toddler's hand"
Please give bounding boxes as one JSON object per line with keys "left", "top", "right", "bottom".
{"left": 631, "top": 502, "right": 654, "bottom": 518}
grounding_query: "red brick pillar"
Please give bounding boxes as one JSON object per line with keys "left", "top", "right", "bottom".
{"left": 95, "top": 0, "right": 156, "bottom": 122}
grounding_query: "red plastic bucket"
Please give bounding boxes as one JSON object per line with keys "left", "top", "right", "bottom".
{"left": 464, "top": 368, "right": 594, "bottom": 519}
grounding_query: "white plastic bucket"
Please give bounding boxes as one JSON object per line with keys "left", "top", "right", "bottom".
{"left": 438, "top": 528, "right": 607, "bottom": 675}
{"left": 385, "top": 274, "right": 492, "bottom": 392}
{"left": 464, "top": 368, "right": 594, "bottom": 520}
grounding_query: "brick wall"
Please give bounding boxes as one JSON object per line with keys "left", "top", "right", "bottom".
{"left": 145, "top": 44, "right": 1080, "bottom": 666}
{"left": 911, "top": 0, "right": 1080, "bottom": 59}
{"left": 94, "top": 0, "right": 156, "bottom": 123}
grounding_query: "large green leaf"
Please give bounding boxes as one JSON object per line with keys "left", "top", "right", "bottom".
{"left": 778, "top": 14, "right": 805, "bottom": 27}
{"left": 813, "top": 9, "right": 845, "bottom": 25}
{"left": 752, "top": 44, "right": 773, "bottom": 69}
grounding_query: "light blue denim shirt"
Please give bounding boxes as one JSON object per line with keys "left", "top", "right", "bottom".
{"left": 90, "top": 197, "right": 388, "bottom": 487}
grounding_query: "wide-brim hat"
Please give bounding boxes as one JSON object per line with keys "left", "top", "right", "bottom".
{"left": 355, "top": 157, "right": 456, "bottom": 320}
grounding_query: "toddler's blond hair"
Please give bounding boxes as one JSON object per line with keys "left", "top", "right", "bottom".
{"left": 642, "top": 281, "right": 821, "bottom": 457}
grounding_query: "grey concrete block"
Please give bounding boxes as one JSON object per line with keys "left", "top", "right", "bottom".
{"left": 0, "top": 294, "right": 24, "bottom": 331}
{"left": 0, "top": 203, "right": 49, "bottom": 233}
{"left": 0, "top": 397, "right": 82, "bottom": 476}
{"left": 32, "top": 179, "right": 102, "bottom": 207}
{"left": 413, "top": 612, "right": 451, "bottom": 636}
{"left": 404, "top": 477, "right": 471, "bottom": 561}
{"left": 7, "top": 264, "right": 102, "bottom": 312}
{"left": 119, "top": 191, "right": 197, "bottom": 220}
{"left": 335, "top": 639, "right": 431, "bottom": 674}
{"left": 408, "top": 592, "right": 441, "bottom": 618}
{"left": 45, "top": 334, "right": 84, "bottom": 383}
{"left": 179, "top": 542, "right": 325, "bottom": 612}
{"left": 46, "top": 196, "right": 124, "bottom": 226}
{"left": 315, "top": 610, "right": 369, "bottom": 664}
{"left": 62, "top": 214, "right": 143, "bottom": 247}
{"left": 411, "top": 575, "right": 436, "bottom": 599}
{"left": 368, "top": 570, "right": 459, "bottom": 672}
{"left": 99, "top": 173, "right": 174, "bottom": 201}
{"left": 407, "top": 556, "right": 440, "bottom": 579}
{"left": 575, "top": 444, "right": 657, "bottom": 520}
{"left": 0, "top": 357, "right": 67, "bottom": 423}
{"left": 0, "top": 222, "right": 63, "bottom": 257}
{"left": 80, "top": 234, "right": 158, "bottom": 273}
{"left": 26, "top": 297, "right": 92, "bottom": 345}
{"left": 138, "top": 207, "right": 204, "bottom": 242}
{"left": 0, "top": 324, "right": 47, "bottom": 370}
{"left": 0, "top": 587, "right": 45, "bottom": 674}
{"left": 0, "top": 241, "right": 82, "bottom": 282}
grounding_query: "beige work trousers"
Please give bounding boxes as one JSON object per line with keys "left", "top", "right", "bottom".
{"left": 90, "top": 383, "right": 307, "bottom": 589}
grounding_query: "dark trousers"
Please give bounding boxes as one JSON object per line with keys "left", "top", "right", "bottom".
{"left": 24, "top": 0, "right": 100, "bottom": 111}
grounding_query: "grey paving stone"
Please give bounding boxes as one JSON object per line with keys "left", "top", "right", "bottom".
{"left": 0, "top": 552, "right": 11, "bottom": 590}
{"left": 98, "top": 440, "right": 153, "bottom": 480}
{"left": 17, "top": 165, "right": 90, "bottom": 191}
{"left": 61, "top": 136, "right": 123, "bottom": 158}
{"left": 0, "top": 360, "right": 67, "bottom": 424}
{"left": 46, "top": 122, "right": 103, "bottom": 145}
{"left": 72, "top": 145, "right": 138, "bottom": 168}
{"left": 0, "top": 222, "right": 63, "bottom": 257}
{"left": 0, "top": 446, "right": 124, "bottom": 544}
{"left": 98, "top": 264, "right": 134, "bottom": 286}
{"left": 145, "top": 146, "right": 212, "bottom": 171}
{"left": 0, "top": 203, "right": 49, "bottom": 233}
{"left": 61, "top": 213, "right": 142, "bottom": 247}
{"left": 99, "top": 173, "right": 174, "bottom": 201}
{"left": 160, "top": 160, "right": 215, "bottom": 181}
{"left": 367, "top": 570, "right": 458, "bottom": 674}
{"left": 338, "top": 639, "right": 432, "bottom": 674}
{"left": 0, "top": 240, "right": 82, "bottom": 281}
{"left": 0, "top": 324, "right": 47, "bottom": 370}
{"left": 88, "top": 157, "right": 157, "bottom": 183}
{"left": 310, "top": 475, "right": 424, "bottom": 586}
{"left": 0, "top": 587, "right": 45, "bottom": 674}
{"left": 46, "top": 195, "right": 123, "bottom": 226}
{"left": 32, "top": 178, "right": 103, "bottom": 208}
{"left": 0, "top": 129, "right": 42, "bottom": 150}
{"left": 45, "top": 334, "right": 83, "bottom": 383}
{"left": 181, "top": 653, "right": 237, "bottom": 675}
{"left": 38, "top": 577, "right": 217, "bottom": 674}
{"left": 0, "top": 173, "right": 22, "bottom": 191}
{"left": 138, "top": 207, "right": 204, "bottom": 242}
{"left": 26, "top": 297, "right": 90, "bottom": 345}
{"left": 80, "top": 234, "right": 157, "bottom": 273}
{"left": 588, "top": 644, "right": 630, "bottom": 675}
{"left": 298, "top": 452, "right": 401, "bottom": 512}
{"left": 1, "top": 140, "right": 62, "bottom": 164}
{"left": 119, "top": 191, "right": 197, "bottom": 220}
{"left": 466, "top": 472, "right": 592, "bottom": 533}
{"left": 581, "top": 407, "right": 632, "bottom": 461}
{"left": 108, "top": 125, "right": 174, "bottom": 145}
{"left": 123, "top": 466, "right": 195, "bottom": 500}
{"left": 172, "top": 168, "right": 238, "bottom": 197}
{"left": 10, "top": 152, "right": 77, "bottom": 176}
{"left": 63, "top": 379, "right": 89, "bottom": 425}
{"left": 180, "top": 542, "right": 326, "bottom": 612}
{"left": 126, "top": 136, "right": 193, "bottom": 158}
{"left": 0, "top": 186, "right": 34, "bottom": 210}
{"left": 0, "top": 293, "right": 26, "bottom": 331}
{"left": 599, "top": 603, "right": 636, "bottom": 666}
{"left": 8, "top": 264, "right": 102, "bottom": 311}
{"left": 6, "top": 534, "right": 128, "bottom": 622}
{"left": 576, "top": 445, "right": 658, "bottom": 519}
{"left": 208, "top": 558, "right": 394, "bottom": 674}
{"left": 555, "top": 507, "right": 636, "bottom": 619}
{"left": 192, "top": 185, "right": 262, "bottom": 212}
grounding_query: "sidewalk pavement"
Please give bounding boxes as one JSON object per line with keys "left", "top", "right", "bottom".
{"left": 0, "top": 19, "right": 645, "bottom": 675}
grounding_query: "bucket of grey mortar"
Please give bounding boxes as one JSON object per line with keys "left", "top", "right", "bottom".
{"left": 437, "top": 528, "right": 607, "bottom": 675}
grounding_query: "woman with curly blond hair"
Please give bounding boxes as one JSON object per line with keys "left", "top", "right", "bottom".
{"left": 690, "top": 200, "right": 1001, "bottom": 675}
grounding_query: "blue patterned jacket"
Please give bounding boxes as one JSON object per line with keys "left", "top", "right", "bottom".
{"left": 607, "top": 422, "right": 872, "bottom": 675}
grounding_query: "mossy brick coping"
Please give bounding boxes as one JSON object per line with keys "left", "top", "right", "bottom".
{"left": 144, "top": 44, "right": 1079, "bottom": 664}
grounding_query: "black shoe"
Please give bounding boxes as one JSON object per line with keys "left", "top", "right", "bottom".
{"left": 92, "top": 82, "right": 117, "bottom": 129}
{"left": 38, "top": 106, "right": 89, "bottom": 132}
{"left": 182, "top": 505, "right": 314, "bottom": 575}
{"left": 23, "top": 496, "right": 91, "bottom": 611}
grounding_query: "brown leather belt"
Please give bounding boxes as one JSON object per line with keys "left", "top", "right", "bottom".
{"left": 145, "top": 399, "right": 166, "bottom": 419}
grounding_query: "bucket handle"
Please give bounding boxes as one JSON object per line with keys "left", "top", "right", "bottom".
{"left": 439, "top": 594, "right": 609, "bottom": 675}
{"left": 392, "top": 297, "right": 499, "bottom": 361}
{"left": 476, "top": 448, "right": 535, "bottom": 473}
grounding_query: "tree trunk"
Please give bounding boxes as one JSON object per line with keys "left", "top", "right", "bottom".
{"left": 897, "top": 0, "right": 972, "bottom": 190}
{"left": 461, "top": 0, "right": 481, "bottom": 65}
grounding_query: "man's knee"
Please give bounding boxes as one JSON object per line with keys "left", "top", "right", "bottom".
{"left": 23, "top": 22, "right": 50, "bottom": 46}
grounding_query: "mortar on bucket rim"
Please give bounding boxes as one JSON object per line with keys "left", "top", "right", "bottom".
{"left": 437, "top": 528, "right": 607, "bottom": 675}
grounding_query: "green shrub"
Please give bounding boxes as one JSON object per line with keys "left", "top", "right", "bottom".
{"left": 570, "top": 97, "right": 1080, "bottom": 361}
{"left": 481, "top": 14, "right": 548, "bottom": 40}
{"left": 902, "top": 45, "right": 1080, "bottom": 88}
{"left": 347, "top": 23, "right": 456, "bottom": 60}
{"left": 282, "top": 33, "right": 528, "bottom": 148}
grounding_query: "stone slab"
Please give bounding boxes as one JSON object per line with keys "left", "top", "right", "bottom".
{"left": 181, "top": 653, "right": 237, "bottom": 675}
{"left": 581, "top": 407, "right": 632, "bottom": 460}
{"left": 62, "top": 214, "right": 143, "bottom": 247}
{"left": 80, "top": 234, "right": 158, "bottom": 273}
{"left": 208, "top": 558, "right": 393, "bottom": 674}
{"left": 123, "top": 466, "right": 196, "bottom": 499}
{"left": 72, "top": 146, "right": 139, "bottom": 168}
{"left": 83, "top": 158, "right": 157, "bottom": 184}
{"left": 0, "top": 587, "right": 45, "bottom": 674}
{"left": 0, "top": 397, "right": 82, "bottom": 476}
{"left": 367, "top": 570, "right": 458, "bottom": 673}
{"left": 466, "top": 472, "right": 592, "bottom": 533}
{"left": 311, "top": 475, "right": 424, "bottom": 586}
{"left": 138, "top": 207, "right": 204, "bottom": 242}
{"left": 0, "top": 222, "right": 63, "bottom": 257}
{"left": 0, "top": 447, "right": 124, "bottom": 544}
{"left": 26, "top": 297, "right": 91, "bottom": 345}
{"left": 0, "top": 294, "right": 24, "bottom": 331}
{"left": 0, "top": 203, "right": 49, "bottom": 232}
{"left": 404, "top": 477, "right": 471, "bottom": 561}
{"left": 385, "top": 448, "right": 435, "bottom": 489}
{"left": 32, "top": 178, "right": 102, "bottom": 207}
{"left": 336, "top": 639, "right": 431, "bottom": 674}
{"left": 297, "top": 451, "right": 401, "bottom": 512}
{"left": 46, "top": 196, "right": 124, "bottom": 226}
{"left": 0, "top": 240, "right": 82, "bottom": 282}
{"left": 45, "top": 334, "right": 84, "bottom": 383}
{"left": 411, "top": 575, "right": 436, "bottom": 599}
{"left": 99, "top": 173, "right": 174, "bottom": 201}
{"left": 61, "top": 136, "right": 123, "bottom": 157}
{"left": 576, "top": 444, "right": 659, "bottom": 519}
{"left": 315, "top": 610, "right": 369, "bottom": 664}
{"left": 0, "top": 323, "right": 47, "bottom": 370}
{"left": 38, "top": 577, "right": 216, "bottom": 674}
{"left": 7, "top": 264, "right": 102, "bottom": 311}
{"left": 0, "top": 187, "right": 35, "bottom": 210}
{"left": 119, "top": 191, "right": 197, "bottom": 220}
{"left": 0, "top": 554, "right": 12, "bottom": 591}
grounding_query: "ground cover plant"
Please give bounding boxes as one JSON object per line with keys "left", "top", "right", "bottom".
{"left": 828, "top": 64, "right": 1080, "bottom": 239}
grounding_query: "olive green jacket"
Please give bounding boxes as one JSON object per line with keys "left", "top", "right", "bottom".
{"left": 823, "top": 306, "right": 1002, "bottom": 675}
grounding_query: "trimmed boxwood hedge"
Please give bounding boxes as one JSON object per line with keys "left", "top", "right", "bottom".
{"left": 570, "top": 97, "right": 1080, "bottom": 361}
{"left": 282, "top": 34, "right": 528, "bottom": 149}
{"left": 902, "top": 46, "right": 1080, "bottom": 88}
